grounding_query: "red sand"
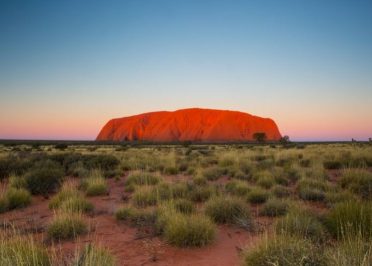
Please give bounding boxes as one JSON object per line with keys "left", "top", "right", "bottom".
{"left": 96, "top": 108, "right": 282, "bottom": 142}
{"left": 0, "top": 177, "right": 258, "bottom": 266}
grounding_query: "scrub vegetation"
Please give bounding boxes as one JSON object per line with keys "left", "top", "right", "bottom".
{"left": 0, "top": 142, "right": 371, "bottom": 265}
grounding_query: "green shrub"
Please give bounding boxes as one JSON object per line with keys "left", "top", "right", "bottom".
{"left": 260, "top": 198, "right": 288, "bottom": 217}
{"left": 73, "top": 244, "right": 115, "bottom": 266}
{"left": 247, "top": 187, "right": 269, "bottom": 204}
{"left": 339, "top": 169, "right": 372, "bottom": 199}
{"left": 205, "top": 197, "right": 251, "bottom": 225}
{"left": 325, "top": 200, "right": 372, "bottom": 240}
{"left": 125, "top": 173, "right": 160, "bottom": 186}
{"left": 47, "top": 212, "right": 87, "bottom": 240}
{"left": 244, "top": 235, "right": 327, "bottom": 266}
{"left": 25, "top": 160, "right": 64, "bottom": 195}
{"left": 276, "top": 209, "right": 327, "bottom": 243}
{"left": 0, "top": 236, "right": 51, "bottom": 266}
{"left": 157, "top": 208, "right": 215, "bottom": 247}
{"left": 225, "top": 180, "right": 250, "bottom": 197}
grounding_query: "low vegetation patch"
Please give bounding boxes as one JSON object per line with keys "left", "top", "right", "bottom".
{"left": 325, "top": 200, "right": 372, "bottom": 240}
{"left": 247, "top": 187, "right": 269, "bottom": 204}
{"left": 74, "top": 244, "right": 115, "bottom": 266}
{"left": 244, "top": 234, "right": 327, "bottom": 266}
{"left": 260, "top": 198, "right": 288, "bottom": 217}
{"left": 205, "top": 197, "right": 251, "bottom": 225}
{"left": 157, "top": 206, "right": 215, "bottom": 247}
{"left": 80, "top": 170, "right": 108, "bottom": 196}
{"left": 47, "top": 212, "right": 87, "bottom": 240}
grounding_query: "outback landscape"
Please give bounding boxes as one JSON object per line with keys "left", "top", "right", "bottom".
{"left": 0, "top": 141, "right": 371, "bottom": 265}
{"left": 1, "top": 1, "right": 372, "bottom": 265}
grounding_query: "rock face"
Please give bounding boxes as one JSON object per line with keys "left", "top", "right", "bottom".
{"left": 96, "top": 108, "right": 281, "bottom": 142}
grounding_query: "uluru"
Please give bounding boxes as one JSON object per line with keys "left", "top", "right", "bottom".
{"left": 96, "top": 108, "right": 281, "bottom": 142}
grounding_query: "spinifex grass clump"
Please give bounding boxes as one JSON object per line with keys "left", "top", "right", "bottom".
{"left": 247, "top": 187, "right": 269, "bottom": 204}
{"left": 205, "top": 196, "right": 251, "bottom": 226}
{"left": 260, "top": 198, "right": 288, "bottom": 217}
{"left": 325, "top": 200, "right": 372, "bottom": 240}
{"left": 73, "top": 244, "right": 115, "bottom": 266}
{"left": 225, "top": 180, "right": 250, "bottom": 197}
{"left": 47, "top": 212, "right": 88, "bottom": 240}
{"left": 173, "top": 198, "right": 195, "bottom": 214}
{"left": 297, "top": 178, "right": 328, "bottom": 202}
{"left": 80, "top": 170, "right": 108, "bottom": 196}
{"left": 339, "top": 169, "right": 372, "bottom": 199}
{"left": 0, "top": 234, "right": 51, "bottom": 266}
{"left": 0, "top": 186, "right": 31, "bottom": 213}
{"left": 276, "top": 208, "right": 327, "bottom": 243}
{"left": 244, "top": 234, "right": 327, "bottom": 266}
{"left": 132, "top": 186, "right": 158, "bottom": 207}
{"left": 202, "top": 166, "right": 225, "bottom": 181}
{"left": 326, "top": 234, "right": 372, "bottom": 266}
{"left": 125, "top": 172, "right": 160, "bottom": 186}
{"left": 157, "top": 205, "right": 215, "bottom": 247}
{"left": 25, "top": 160, "right": 64, "bottom": 196}
{"left": 115, "top": 206, "right": 156, "bottom": 226}
{"left": 8, "top": 174, "right": 27, "bottom": 189}
{"left": 49, "top": 183, "right": 93, "bottom": 213}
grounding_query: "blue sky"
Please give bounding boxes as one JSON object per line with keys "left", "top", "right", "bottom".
{"left": 0, "top": 0, "right": 371, "bottom": 140}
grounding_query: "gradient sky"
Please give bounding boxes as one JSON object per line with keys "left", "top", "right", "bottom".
{"left": 1, "top": 0, "right": 371, "bottom": 141}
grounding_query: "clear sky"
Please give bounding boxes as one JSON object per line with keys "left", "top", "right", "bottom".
{"left": 1, "top": 0, "right": 371, "bottom": 141}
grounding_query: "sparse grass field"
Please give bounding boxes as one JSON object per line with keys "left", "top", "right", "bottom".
{"left": 0, "top": 142, "right": 371, "bottom": 265}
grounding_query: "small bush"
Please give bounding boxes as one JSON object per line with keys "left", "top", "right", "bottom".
{"left": 244, "top": 235, "right": 327, "bottom": 266}
{"left": 247, "top": 188, "right": 269, "bottom": 204}
{"left": 47, "top": 212, "right": 87, "bottom": 240}
{"left": 0, "top": 195, "right": 9, "bottom": 213}
{"left": 0, "top": 236, "right": 51, "bottom": 266}
{"left": 260, "top": 198, "right": 288, "bottom": 217}
{"left": 205, "top": 197, "right": 251, "bottom": 225}
{"left": 325, "top": 200, "right": 372, "bottom": 240}
{"left": 25, "top": 160, "right": 64, "bottom": 195}
{"left": 73, "top": 244, "right": 115, "bottom": 266}
{"left": 276, "top": 209, "right": 327, "bottom": 243}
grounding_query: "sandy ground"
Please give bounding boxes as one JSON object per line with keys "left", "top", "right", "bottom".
{"left": 0, "top": 176, "right": 261, "bottom": 266}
